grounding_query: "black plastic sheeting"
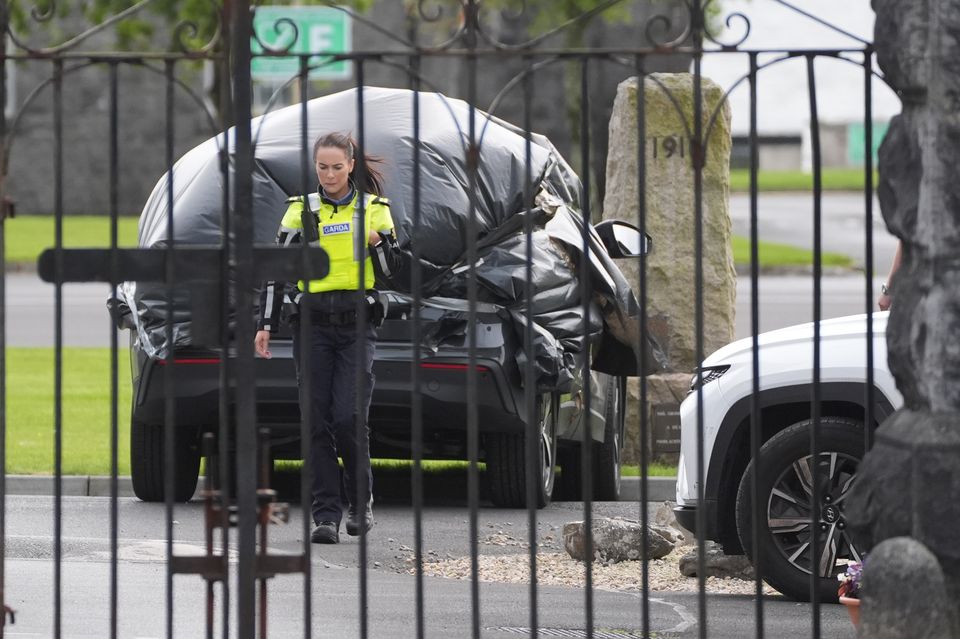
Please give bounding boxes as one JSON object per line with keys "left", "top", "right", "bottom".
{"left": 119, "top": 86, "right": 664, "bottom": 389}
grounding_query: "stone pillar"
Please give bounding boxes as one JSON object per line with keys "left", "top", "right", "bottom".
{"left": 845, "top": 1, "right": 960, "bottom": 635}
{"left": 603, "top": 73, "right": 735, "bottom": 465}
{"left": 603, "top": 73, "right": 736, "bottom": 373}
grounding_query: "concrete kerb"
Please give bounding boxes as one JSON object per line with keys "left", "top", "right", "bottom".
{"left": 4, "top": 474, "right": 677, "bottom": 502}
{"left": 6, "top": 475, "right": 136, "bottom": 498}
{"left": 619, "top": 476, "right": 676, "bottom": 502}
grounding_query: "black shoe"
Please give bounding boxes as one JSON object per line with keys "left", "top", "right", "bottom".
{"left": 346, "top": 503, "right": 374, "bottom": 536}
{"left": 311, "top": 521, "right": 340, "bottom": 544}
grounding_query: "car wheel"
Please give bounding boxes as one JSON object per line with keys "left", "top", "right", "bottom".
{"left": 130, "top": 419, "right": 201, "bottom": 503}
{"left": 736, "top": 417, "right": 865, "bottom": 602}
{"left": 593, "top": 376, "right": 624, "bottom": 501}
{"left": 486, "top": 392, "right": 558, "bottom": 508}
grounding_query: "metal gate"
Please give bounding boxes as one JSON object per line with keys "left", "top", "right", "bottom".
{"left": 0, "top": 1, "right": 888, "bottom": 637}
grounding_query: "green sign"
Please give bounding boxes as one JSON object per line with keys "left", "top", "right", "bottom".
{"left": 847, "top": 121, "right": 889, "bottom": 167}
{"left": 251, "top": 7, "right": 352, "bottom": 80}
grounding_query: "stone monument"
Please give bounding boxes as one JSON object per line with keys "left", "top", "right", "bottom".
{"left": 603, "top": 73, "right": 736, "bottom": 464}
{"left": 845, "top": 1, "right": 960, "bottom": 636}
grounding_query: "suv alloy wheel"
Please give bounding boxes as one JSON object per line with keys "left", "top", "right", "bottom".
{"left": 735, "top": 417, "right": 865, "bottom": 602}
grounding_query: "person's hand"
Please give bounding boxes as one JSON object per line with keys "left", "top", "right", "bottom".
{"left": 367, "top": 229, "right": 382, "bottom": 246}
{"left": 255, "top": 330, "right": 272, "bottom": 359}
{"left": 878, "top": 282, "right": 892, "bottom": 311}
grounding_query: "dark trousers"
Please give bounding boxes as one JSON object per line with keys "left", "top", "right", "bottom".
{"left": 293, "top": 320, "right": 376, "bottom": 526}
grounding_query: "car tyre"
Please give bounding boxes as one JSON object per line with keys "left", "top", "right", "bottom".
{"left": 486, "top": 392, "right": 558, "bottom": 508}
{"left": 593, "top": 376, "right": 625, "bottom": 501}
{"left": 130, "top": 419, "right": 201, "bottom": 503}
{"left": 736, "top": 417, "right": 865, "bottom": 603}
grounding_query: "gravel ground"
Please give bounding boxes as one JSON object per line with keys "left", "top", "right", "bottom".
{"left": 414, "top": 550, "right": 776, "bottom": 595}
{"left": 394, "top": 512, "right": 777, "bottom": 596}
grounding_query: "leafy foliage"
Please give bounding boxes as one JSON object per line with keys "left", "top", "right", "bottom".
{"left": 488, "top": 0, "right": 631, "bottom": 45}
{"left": 9, "top": 0, "right": 375, "bottom": 50}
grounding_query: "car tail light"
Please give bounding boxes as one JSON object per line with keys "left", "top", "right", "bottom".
{"left": 156, "top": 357, "right": 221, "bottom": 366}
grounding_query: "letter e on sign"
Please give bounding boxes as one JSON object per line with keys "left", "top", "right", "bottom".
{"left": 310, "top": 24, "right": 334, "bottom": 57}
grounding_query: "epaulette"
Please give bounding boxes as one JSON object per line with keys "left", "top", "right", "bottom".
{"left": 286, "top": 193, "right": 321, "bottom": 208}
{"left": 372, "top": 196, "right": 390, "bottom": 206}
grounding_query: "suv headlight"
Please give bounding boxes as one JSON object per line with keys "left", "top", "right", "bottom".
{"left": 688, "top": 365, "right": 730, "bottom": 393}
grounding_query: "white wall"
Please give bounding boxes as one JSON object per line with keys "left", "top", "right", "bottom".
{"left": 699, "top": 0, "right": 901, "bottom": 136}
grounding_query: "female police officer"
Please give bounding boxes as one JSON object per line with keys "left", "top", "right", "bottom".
{"left": 254, "top": 132, "right": 402, "bottom": 544}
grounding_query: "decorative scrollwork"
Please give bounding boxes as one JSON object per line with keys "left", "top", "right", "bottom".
{"left": 171, "top": 0, "right": 222, "bottom": 54}
{"left": 250, "top": 15, "right": 299, "bottom": 56}
{"left": 702, "top": 0, "right": 751, "bottom": 50}
{"left": 498, "top": 0, "right": 527, "bottom": 22}
{"left": 417, "top": 0, "right": 447, "bottom": 23}
{"left": 30, "top": 0, "right": 56, "bottom": 23}
{"left": 304, "top": 1, "right": 413, "bottom": 49}
{"left": 409, "top": 0, "right": 469, "bottom": 52}
{"left": 644, "top": 11, "right": 692, "bottom": 50}
{"left": 172, "top": 20, "right": 200, "bottom": 53}
{"left": 5, "top": 0, "right": 220, "bottom": 57}
{"left": 475, "top": 0, "right": 626, "bottom": 52}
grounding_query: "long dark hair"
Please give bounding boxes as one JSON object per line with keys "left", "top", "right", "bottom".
{"left": 313, "top": 132, "right": 385, "bottom": 196}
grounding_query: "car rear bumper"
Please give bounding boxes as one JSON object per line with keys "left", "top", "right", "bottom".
{"left": 132, "top": 342, "right": 525, "bottom": 434}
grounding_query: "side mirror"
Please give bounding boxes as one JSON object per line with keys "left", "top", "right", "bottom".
{"left": 594, "top": 220, "right": 652, "bottom": 258}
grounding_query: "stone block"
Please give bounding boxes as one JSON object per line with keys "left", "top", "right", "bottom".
{"left": 563, "top": 517, "right": 674, "bottom": 564}
{"left": 603, "top": 73, "right": 736, "bottom": 373}
{"left": 858, "top": 537, "right": 957, "bottom": 639}
{"left": 622, "top": 373, "right": 690, "bottom": 466}
{"left": 678, "top": 540, "right": 754, "bottom": 580}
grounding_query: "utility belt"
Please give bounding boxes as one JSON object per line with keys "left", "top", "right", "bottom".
{"left": 307, "top": 308, "right": 363, "bottom": 327}
{"left": 288, "top": 289, "right": 385, "bottom": 327}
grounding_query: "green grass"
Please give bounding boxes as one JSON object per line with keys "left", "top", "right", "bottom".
{"left": 730, "top": 168, "right": 878, "bottom": 193}
{"left": 732, "top": 235, "right": 854, "bottom": 269}
{"left": 4, "top": 347, "right": 677, "bottom": 478}
{"left": 5, "top": 347, "right": 132, "bottom": 475}
{"left": 621, "top": 463, "right": 677, "bottom": 477}
{"left": 3, "top": 215, "right": 139, "bottom": 264}
{"left": 4, "top": 214, "right": 854, "bottom": 271}
{"left": 276, "top": 459, "right": 483, "bottom": 473}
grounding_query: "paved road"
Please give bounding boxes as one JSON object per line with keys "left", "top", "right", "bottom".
{"left": 3, "top": 270, "right": 883, "bottom": 346}
{"left": 4, "top": 495, "right": 854, "bottom": 638}
{"left": 734, "top": 274, "right": 881, "bottom": 340}
{"left": 3, "top": 192, "right": 897, "bottom": 347}
{"left": 729, "top": 191, "right": 899, "bottom": 277}
{"left": 3, "top": 271, "right": 121, "bottom": 347}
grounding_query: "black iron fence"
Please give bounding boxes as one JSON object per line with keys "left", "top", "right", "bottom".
{"left": 0, "top": 0, "right": 889, "bottom": 637}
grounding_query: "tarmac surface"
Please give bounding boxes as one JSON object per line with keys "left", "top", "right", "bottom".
{"left": 2, "top": 494, "right": 856, "bottom": 638}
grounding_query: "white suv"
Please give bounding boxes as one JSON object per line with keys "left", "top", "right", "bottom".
{"left": 674, "top": 312, "right": 902, "bottom": 601}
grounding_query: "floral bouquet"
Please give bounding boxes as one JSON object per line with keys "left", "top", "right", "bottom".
{"left": 837, "top": 561, "right": 863, "bottom": 599}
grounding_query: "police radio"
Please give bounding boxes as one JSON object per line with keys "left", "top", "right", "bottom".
{"left": 300, "top": 194, "right": 321, "bottom": 245}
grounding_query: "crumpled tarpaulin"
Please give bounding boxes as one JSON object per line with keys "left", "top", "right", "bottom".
{"left": 118, "top": 86, "right": 665, "bottom": 389}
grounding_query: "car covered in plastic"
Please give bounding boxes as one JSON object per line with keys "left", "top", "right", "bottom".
{"left": 115, "top": 87, "right": 661, "bottom": 507}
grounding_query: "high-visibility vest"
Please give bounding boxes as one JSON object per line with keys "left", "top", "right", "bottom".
{"left": 280, "top": 190, "right": 394, "bottom": 293}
